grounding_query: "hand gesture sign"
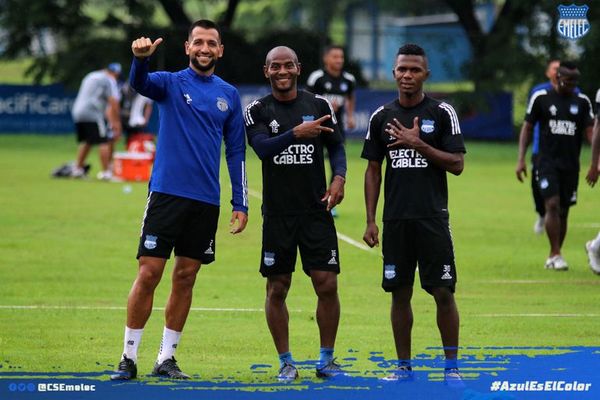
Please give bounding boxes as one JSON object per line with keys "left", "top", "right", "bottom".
{"left": 293, "top": 115, "right": 334, "bottom": 139}
{"left": 131, "top": 37, "right": 163, "bottom": 59}
{"left": 386, "top": 116, "right": 420, "bottom": 148}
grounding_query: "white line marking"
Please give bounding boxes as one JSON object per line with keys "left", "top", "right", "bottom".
{"left": 478, "top": 280, "right": 600, "bottom": 285}
{"left": 336, "top": 232, "right": 377, "bottom": 252}
{"left": 475, "top": 313, "right": 600, "bottom": 318}
{"left": 572, "top": 223, "right": 600, "bottom": 228}
{"left": 246, "top": 186, "right": 375, "bottom": 253}
{"left": 0, "top": 305, "right": 303, "bottom": 313}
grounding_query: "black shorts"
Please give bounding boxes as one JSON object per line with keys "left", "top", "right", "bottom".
{"left": 75, "top": 121, "right": 109, "bottom": 145}
{"left": 137, "top": 192, "right": 219, "bottom": 263}
{"left": 260, "top": 211, "right": 340, "bottom": 277}
{"left": 537, "top": 165, "right": 578, "bottom": 208}
{"left": 382, "top": 217, "right": 456, "bottom": 294}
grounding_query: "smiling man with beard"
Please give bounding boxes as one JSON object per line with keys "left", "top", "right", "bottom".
{"left": 244, "top": 46, "right": 347, "bottom": 381}
{"left": 110, "top": 19, "right": 248, "bottom": 381}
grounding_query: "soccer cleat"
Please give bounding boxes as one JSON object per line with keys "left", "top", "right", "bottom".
{"left": 277, "top": 362, "right": 299, "bottom": 382}
{"left": 316, "top": 358, "right": 344, "bottom": 378}
{"left": 586, "top": 241, "right": 600, "bottom": 274}
{"left": 544, "top": 255, "right": 568, "bottom": 271}
{"left": 381, "top": 365, "right": 414, "bottom": 382}
{"left": 152, "top": 357, "right": 190, "bottom": 379}
{"left": 444, "top": 368, "right": 465, "bottom": 389}
{"left": 110, "top": 354, "right": 137, "bottom": 380}
{"left": 533, "top": 216, "right": 544, "bottom": 235}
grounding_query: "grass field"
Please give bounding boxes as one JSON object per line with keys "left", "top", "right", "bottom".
{"left": 0, "top": 135, "right": 599, "bottom": 382}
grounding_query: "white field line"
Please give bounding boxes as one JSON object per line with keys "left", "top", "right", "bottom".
{"left": 475, "top": 313, "right": 600, "bottom": 318}
{"left": 572, "top": 223, "right": 600, "bottom": 228}
{"left": 0, "top": 305, "right": 302, "bottom": 313}
{"left": 1, "top": 305, "right": 598, "bottom": 317}
{"left": 246, "top": 187, "right": 376, "bottom": 253}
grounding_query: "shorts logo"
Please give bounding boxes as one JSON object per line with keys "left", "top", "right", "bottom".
{"left": 384, "top": 264, "right": 396, "bottom": 279}
{"left": 216, "top": 97, "right": 229, "bottom": 112}
{"left": 302, "top": 115, "right": 315, "bottom": 122}
{"left": 264, "top": 252, "right": 275, "bottom": 267}
{"left": 441, "top": 265, "right": 453, "bottom": 280}
{"left": 539, "top": 178, "right": 549, "bottom": 190}
{"left": 204, "top": 239, "right": 214, "bottom": 255}
{"left": 328, "top": 250, "right": 338, "bottom": 265}
{"left": 144, "top": 234, "right": 157, "bottom": 250}
{"left": 421, "top": 119, "right": 435, "bottom": 134}
{"left": 569, "top": 104, "right": 579, "bottom": 115}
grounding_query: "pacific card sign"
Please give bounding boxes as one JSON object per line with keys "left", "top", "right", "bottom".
{"left": 0, "top": 84, "right": 75, "bottom": 133}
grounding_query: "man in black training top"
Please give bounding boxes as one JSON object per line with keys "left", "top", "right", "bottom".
{"left": 361, "top": 43, "right": 466, "bottom": 385}
{"left": 244, "top": 46, "right": 347, "bottom": 381}
{"left": 516, "top": 61, "right": 594, "bottom": 271}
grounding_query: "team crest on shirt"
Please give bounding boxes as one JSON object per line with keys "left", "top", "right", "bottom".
{"left": 549, "top": 105, "right": 557, "bottom": 116}
{"left": 384, "top": 264, "right": 396, "bottom": 279}
{"left": 540, "top": 178, "right": 549, "bottom": 190}
{"left": 302, "top": 115, "right": 315, "bottom": 122}
{"left": 264, "top": 252, "right": 275, "bottom": 267}
{"left": 324, "top": 82, "right": 333, "bottom": 91}
{"left": 421, "top": 119, "right": 435, "bottom": 134}
{"left": 144, "top": 235, "right": 157, "bottom": 250}
{"left": 269, "top": 120, "right": 280, "bottom": 133}
{"left": 340, "top": 82, "right": 348, "bottom": 92}
{"left": 569, "top": 104, "right": 579, "bottom": 115}
{"left": 216, "top": 97, "right": 229, "bottom": 112}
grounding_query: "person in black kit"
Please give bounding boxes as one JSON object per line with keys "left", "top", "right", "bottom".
{"left": 516, "top": 61, "right": 594, "bottom": 271}
{"left": 244, "top": 46, "right": 346, "bottom": 381}
{"left": 306, "top": 45, "right": 356, "bottom": 136}
{"left": 361, "top": 44, "right": 466, "bottom": 385}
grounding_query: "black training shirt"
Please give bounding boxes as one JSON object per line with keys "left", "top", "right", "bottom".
{"left": 361, "top": 95, "right": 466, "bottom": 221}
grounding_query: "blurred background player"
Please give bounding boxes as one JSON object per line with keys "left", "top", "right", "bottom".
{"left": 307, "top": 45, "right": 355, "bottom": 217}
{"left": 527, "top": 59, "right": 559, "bottom": 234}
{"left": 120, "top": 81, "right": 154, "bottom": 143}
{"left": 516, "top": 61, "right": 594, "bottom": 271}
{"left": 70, "top": 62, "right": 122, "bottom": 179}
{"left": 584, "top": 88, "right": 600, "bottom": 274}
{"left": 245, "top": 46, "right": 346, "bottom": 381}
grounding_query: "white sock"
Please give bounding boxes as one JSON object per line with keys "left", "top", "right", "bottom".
{"left": 157, "top": 327, "right": 182, "bottom": 364}
{"left": 591, "top": 232, "right": 600, "bottom": 252}
{"left": 122, "top": 326, "right": 144, "bottom": 363}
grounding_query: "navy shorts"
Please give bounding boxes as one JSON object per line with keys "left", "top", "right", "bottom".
{"left": 260, "top": 211, "right": 340, "bottom": 277}
{"left": 382, "top": 217, "right": 456, "bottom": 294}
{"left": 137, "top": 192, "right": 219, "bottom": 263}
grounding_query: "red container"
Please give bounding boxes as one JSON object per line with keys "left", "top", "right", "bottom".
{"left": 113, "top": 152, "right": 153, "bottom": 181}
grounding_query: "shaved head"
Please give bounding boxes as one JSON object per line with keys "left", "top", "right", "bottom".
{"left": 265, "top": 46, "right": 298, "bottom": 66}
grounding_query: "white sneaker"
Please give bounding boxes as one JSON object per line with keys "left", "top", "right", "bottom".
{"left": 70, "top": 166, "right": 86, "bottom": 178}
{"left": 545, "top": 255, "right": 568, "bottom": 271}
{"left": 585, "top": 241, "right": 600, "bottom": 275}
{"left": 97, "top": 170, "right": 113, "bottom": 181}
{"left": 533, "top": 216, "right": 544, "bottom": 235}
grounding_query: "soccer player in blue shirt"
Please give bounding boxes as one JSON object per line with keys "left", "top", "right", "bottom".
{"left": 110, "top": 19, "right": 248, "bottom": 380}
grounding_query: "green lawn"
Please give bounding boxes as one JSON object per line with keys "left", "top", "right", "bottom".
{"left": 0, "top": 135, "right": 599, "bottom": 381}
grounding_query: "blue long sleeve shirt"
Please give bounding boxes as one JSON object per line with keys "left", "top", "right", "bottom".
{"left": 130, "top": 58, "right": 248, "bottom": 213}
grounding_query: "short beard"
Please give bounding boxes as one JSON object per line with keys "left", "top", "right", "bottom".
{"left": 191, "top": 57, "right": 216, "bottom": 72}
